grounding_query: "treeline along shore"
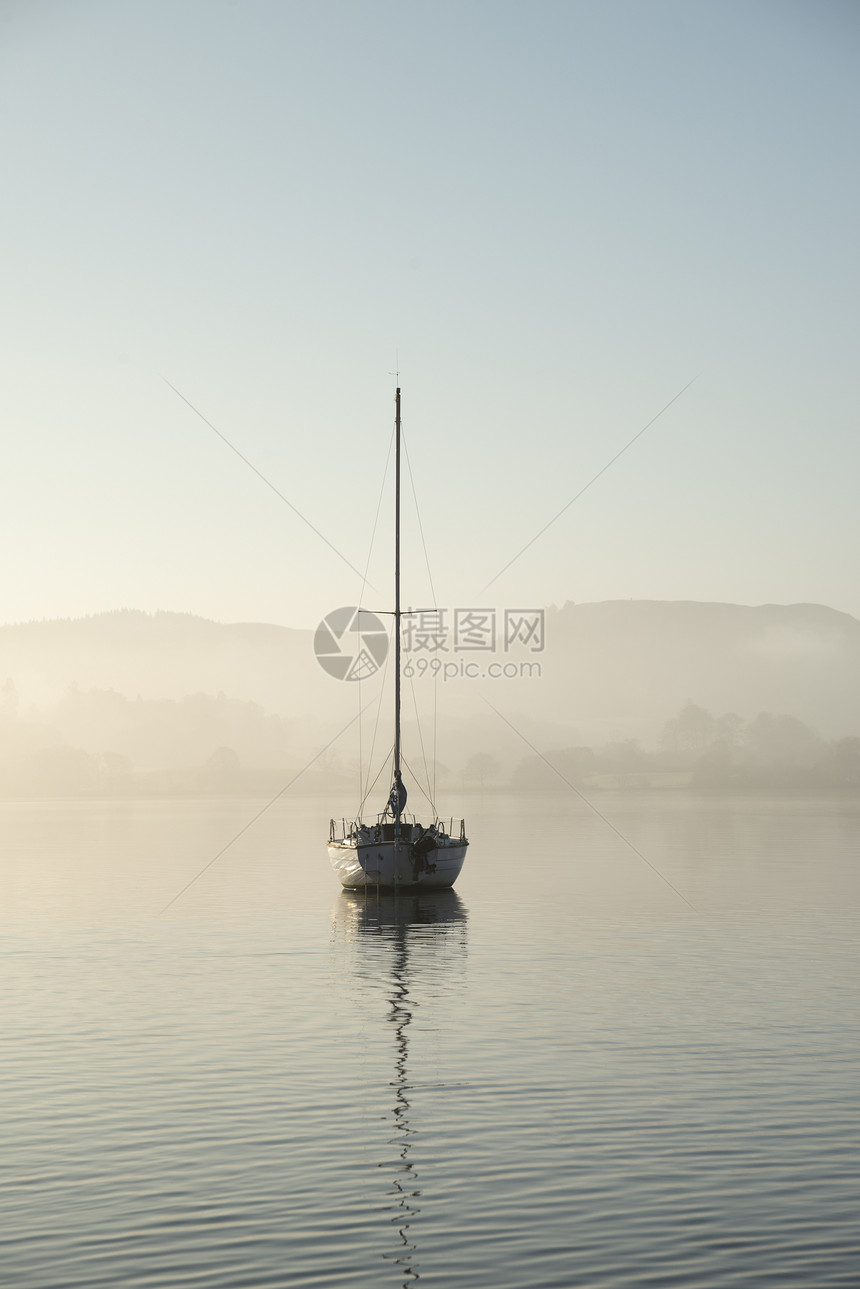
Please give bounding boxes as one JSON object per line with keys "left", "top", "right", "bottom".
{"left": 1, "top": 685, "right": 857, "bottom": 798}
{"left": 2, "top": 603, "right": 859, "bottom": 797}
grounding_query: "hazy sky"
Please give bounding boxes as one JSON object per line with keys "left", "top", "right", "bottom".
{"left": 2, "top": 0, "right": 858, "bottom": 629}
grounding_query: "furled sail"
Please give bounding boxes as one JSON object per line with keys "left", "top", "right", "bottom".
{"left": 388, "top": 772, "right": 407, "bottom": 816}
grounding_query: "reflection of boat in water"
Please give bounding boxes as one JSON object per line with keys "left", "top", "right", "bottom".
{"left": 331, "top": 890, "right": 468, "bottom": 1284}
{"left": 327, "top": 387, "right": 469, "bottom": 890}
{"left": 336, "top": 887, "right": 468, "bottom": 933}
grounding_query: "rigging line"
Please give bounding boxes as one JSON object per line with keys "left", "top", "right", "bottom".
{"left": 162, "top": 704, "right": 373, "bottom": 914}
{"left": 358, "top": 668, "right": 363, "bottom": 807}
{"left": 401, "top": 428, "right": 440, "bottom": 803}
{"left": 406, "top": 676, "right": 435, "bottom": 811}
{"left": 480, "top": 695, "right": 697, "bottom": 912}
{"left": 361, "top": 618, "right": 395, "bottom": 808}
{"left": 432, "top": 640, "right": 439, "bottom": 805}
{"left": 401, "top": 755, "right": 435, "bottom": 813}
{"left": 401, "top": 431, "right": 438, "bottom": 608}
{"left": 356, "top": 430, "right": 395, "bottom": 804}
{"left": 360, "top": 426, "right": 395, "bottom": 598}
{"left": 358, "top": 746, "right": 394, "bottom": 817}
{"left": 479, "top": 374, "right": 699, "bottom": 593}
{"left": 162, "top": 377, "right": 373, "bottom": 588}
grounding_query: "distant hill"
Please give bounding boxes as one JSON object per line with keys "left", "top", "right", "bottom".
{"left": 0, "top": 610, "right": 321, "bottom": 712}
{"left": 2, "top": 602, "right": 859, "bottom": 754}
{"left": 531, "top": 600, "right": 860, "bottom": 742}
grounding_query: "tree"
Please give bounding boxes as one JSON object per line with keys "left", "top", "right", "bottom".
{"left": 31, "top": 745, "right": 98, "bottom": 795}
{"left": 462, "top": 753, "right": 500, "bottom": 788}
{"left": 511, "top": 747, "right": 595, "bottom": 791}
{"left": 1, "top": 679, "right": 18, "bottom": 720}
{"left": 511, "top": 753, "right": 556, "bottom": 790}
{"left": 692, "top": 740, "right": 739, "bottom": 788}
{"left": 823, "top": 737, "right": 860, "bottom": 788}
{"left": 745, "top": 713, "right": 820, "bottom": 768}
{"left": 599, "top": 739, "right": 646, "bottom": 773}
{"left": 99, "top": 751, "right": 133, "bottom": 793}
{"left": 661, "top": 702, "right": 715, "bottom": 755}
{"left": 714, "top": 712, "right": 745, "bottom": 749}
{"left": 599, "top": 739, "right": 648, "bottom": 787}
{"left": 555, "top": 746, "right": 596, "bottom": 783}
{"left": 203, "top": 746, "right": 241, "bottom": 792}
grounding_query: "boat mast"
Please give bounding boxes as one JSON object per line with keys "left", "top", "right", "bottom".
{"left": 394, "top": 385, "right": 402, "bottom": 833}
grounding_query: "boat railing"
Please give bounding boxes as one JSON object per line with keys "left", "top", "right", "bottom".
{"left": 373, "top": 810, "right": 422, "bottom": 827}
{"left": 436, "top": 817, "right": 468, "bottom": 843}
{"left": 329, "top": 815, "right": 467, "bottom": 843}
{"left": 329, "top": 812, "right": 423, "bottom": 840}
{"left": 330, "top": 818, "right": 361, "bottom": 842}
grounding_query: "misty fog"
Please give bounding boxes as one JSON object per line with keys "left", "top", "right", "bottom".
{"left": 2, "top": 602, "right": 859, "bottom": 798}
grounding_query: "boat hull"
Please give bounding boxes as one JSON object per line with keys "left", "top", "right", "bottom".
{"left": 328, "top": 838, "right": 467, "bottom": 889}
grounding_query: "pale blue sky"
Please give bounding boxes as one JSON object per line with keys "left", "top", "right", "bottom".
{"left": 2, "top": 0, "right": 858, "bottom": 627}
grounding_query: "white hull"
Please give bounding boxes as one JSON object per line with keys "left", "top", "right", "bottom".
{"left": 328, "top": 837, "right": 467, "bottom": 889}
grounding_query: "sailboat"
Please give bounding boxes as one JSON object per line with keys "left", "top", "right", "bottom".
{"left": 327, "top": 387, "right": 469, "bottom": 889}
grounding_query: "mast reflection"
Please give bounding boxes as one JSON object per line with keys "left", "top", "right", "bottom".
{"left": 333, "top": 888, "right": 468, "bottom": 1286}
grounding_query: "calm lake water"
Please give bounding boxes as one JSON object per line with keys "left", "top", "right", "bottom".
{"left": 2, "top": 791, "right": 859, "bottom": 1287}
